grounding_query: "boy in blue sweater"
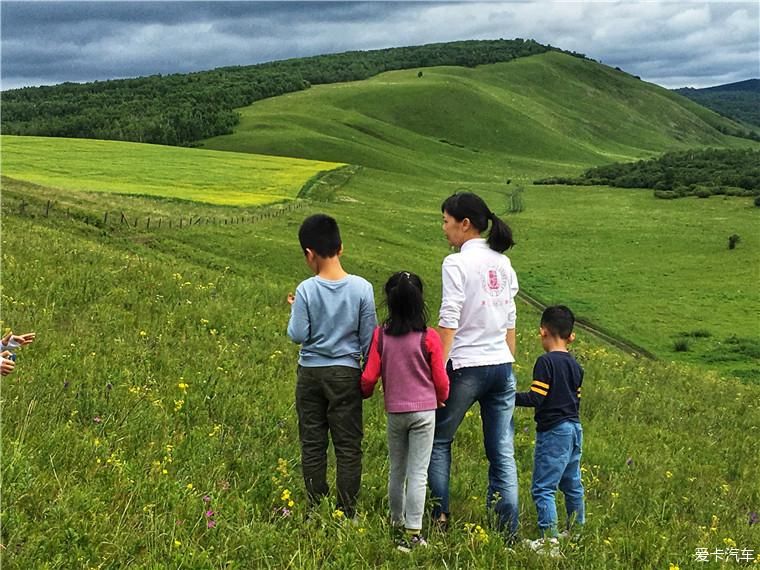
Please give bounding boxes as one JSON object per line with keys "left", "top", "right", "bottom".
{"left": 516, "top": 305, "right": 585, "bottom": 550}
{"left": 287, "top": 214, "right": 376, "bottom": 517}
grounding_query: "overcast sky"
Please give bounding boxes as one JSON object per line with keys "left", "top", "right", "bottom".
{"left": 1, "top": 1, "right": 758, "bottom": 91}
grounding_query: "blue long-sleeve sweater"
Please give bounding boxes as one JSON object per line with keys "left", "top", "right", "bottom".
{"left": 287, "top": 275, "right": 376, "bottom": 368}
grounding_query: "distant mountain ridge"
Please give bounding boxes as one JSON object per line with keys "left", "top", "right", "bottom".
{"left": 676, "top": 79, "right": 759, "bottom": 93}
{"left": 674, "top": 79, "right": 760, "bottom": 128}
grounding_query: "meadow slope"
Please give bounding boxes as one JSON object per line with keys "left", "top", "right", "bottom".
{"left": 2, "top": 51, "right": 759, "bottom": 569}
{"left": 203, "top": 51, "right": 760, "bottom": 377}
{"left": 2, "top": 191, "right": 759, "bottom": 569}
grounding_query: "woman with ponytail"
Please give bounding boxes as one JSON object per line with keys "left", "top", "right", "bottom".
{"left": 361, "top": 271, "right": 449, "bottom": 551}
{"left": 428, "top": 192, "right": 520, "bottom": 538}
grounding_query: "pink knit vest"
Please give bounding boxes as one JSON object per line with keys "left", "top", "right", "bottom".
{"left": 378, "top": 328, "right": 438, "bottom": 413}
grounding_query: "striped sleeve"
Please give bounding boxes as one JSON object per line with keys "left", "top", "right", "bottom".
{"left": 515, "top": 356, "right": 552, "bottom": 408}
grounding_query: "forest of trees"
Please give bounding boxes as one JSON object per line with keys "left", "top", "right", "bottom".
{"left": 2, "top": 39, "right": 580, "bottom": 147}
{"left": 675, "top": 80, "right": 760, "bottom": 130}
{"left": 535, "top": 148, "right": 760, "bottom": 200}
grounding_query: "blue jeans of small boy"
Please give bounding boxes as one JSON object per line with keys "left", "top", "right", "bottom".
{"left": 531, "top": 420, "right": 585, "bottom": 536}
{"left": 428, "top": 363, "right": 518, "bottom": 536}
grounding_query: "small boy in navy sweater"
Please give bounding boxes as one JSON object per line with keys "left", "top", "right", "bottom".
{"left": 516, "top": 305, "right": 585, "bottom": 549}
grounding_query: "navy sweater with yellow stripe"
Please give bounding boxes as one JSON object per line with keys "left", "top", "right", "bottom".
{"left": 515, "top": 350, "right": 583, "bottom": 432}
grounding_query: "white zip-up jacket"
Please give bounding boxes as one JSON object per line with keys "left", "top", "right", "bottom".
{"left": 438, "top": 238, "right": 518, "bottom": 370}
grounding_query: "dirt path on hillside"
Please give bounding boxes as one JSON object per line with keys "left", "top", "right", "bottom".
{"left": 516, "top": 290, "right": 657, "bottom": 360}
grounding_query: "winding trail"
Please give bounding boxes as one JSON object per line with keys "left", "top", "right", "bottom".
{"left": 516, "top": 290, "right": 657, "bottom": 360}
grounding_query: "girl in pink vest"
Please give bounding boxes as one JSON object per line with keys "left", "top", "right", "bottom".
{"left": 361, "top": 271, "right": 449, "bottom": 551}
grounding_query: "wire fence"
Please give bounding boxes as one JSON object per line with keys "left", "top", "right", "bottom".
{"left": 8, "top": 198, "right": 308, "bottom": 232}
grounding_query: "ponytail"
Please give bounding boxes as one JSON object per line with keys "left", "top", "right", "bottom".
{"left": 383, "top": 271, "right": 428, "bottom": 336}
{"left": 441, "top": 192, "right": 515, "bottom": 253}
{"left": 486, "top": 213, "right": 515, "bottom": 253}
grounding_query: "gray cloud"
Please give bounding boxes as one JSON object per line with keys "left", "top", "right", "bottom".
{"left": 1, "top": 1, "right": 757, "bottom": 90}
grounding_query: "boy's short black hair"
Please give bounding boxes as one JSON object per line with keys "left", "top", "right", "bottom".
{"left": 298, "top": 214, "right": 342, "bottom": 257}
{"left": 541, "top": 305, "right": 575, "bottom": 339}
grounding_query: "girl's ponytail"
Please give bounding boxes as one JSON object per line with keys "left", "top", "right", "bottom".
{"left": 384, "top": 271, "right": 428, "bottom": 336}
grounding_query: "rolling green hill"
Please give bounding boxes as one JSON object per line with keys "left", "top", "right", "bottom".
{"left": 0, "top": 39, "right": 564, "bottom": 146}
{"left": 202, "top": 52, "right": 751, "bottom": 178}
{"left": 2, "top": 47, "right": 759, "bottom": 569}
{"left": 2, "top": 177, "right": 759, "bottom": 569}
{"left": 202, "top": 51, "right": 760, "bottom": 377}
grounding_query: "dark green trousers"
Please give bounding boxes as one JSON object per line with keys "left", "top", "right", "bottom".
{"left": 296, "top": 365, "right": 363, "bottom": 514}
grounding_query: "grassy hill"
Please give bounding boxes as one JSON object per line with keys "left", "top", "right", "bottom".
{"left": 203, "top": 52, "right": 750, "bottom": 178}
{"left": 2, "top": 185, "right": 759, "bottom": 569}
{"left": 202, "top": 51, "right": 760, "bottom": 378}
{"left": 1, "top": 135, "right": 343, "bottom": 206}
{"left": 2, "top": 50, "right": 759, "bottom": 569}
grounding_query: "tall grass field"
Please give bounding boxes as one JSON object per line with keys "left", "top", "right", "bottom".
{"left": 1, "top": 51, "right": 759, "bottom": 568}
{"left": 1, "top": 136, "right": 343, "bottom": 206}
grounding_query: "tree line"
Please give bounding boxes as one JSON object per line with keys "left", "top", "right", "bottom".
{"left": 675, "top": 81, "right": 760, "bottom": 130}
{"left": 2, "top": 39, "right": 581, "bottom": 147}
{"left": 535, "top": 148, "right": 760, "bottom": 201}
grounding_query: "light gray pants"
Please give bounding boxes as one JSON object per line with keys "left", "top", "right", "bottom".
{"left": 387, "top": 410, "right": 436, "bottom": 531}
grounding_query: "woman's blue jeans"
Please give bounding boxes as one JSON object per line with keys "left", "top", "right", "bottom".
{"left": 428, "top": 363, "right": 519, "bottom": 536}
{"left": 531, "top": 420, "right": 585, "bottom": 536}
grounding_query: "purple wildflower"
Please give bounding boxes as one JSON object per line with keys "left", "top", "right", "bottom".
{"left": 750, "top": 512, "right": 759, "bottom": 526}
{"left": 281, "top": 507, "right": 292, "bottom": 517}
{"left": 203, "top": 495, "right": 211, "bottom": 503}
{"left": 205, "top": 510, "right": 214, "bottom": 518}
{"left": 207, "top": 520, "right": 217, "bottom": 529}
{"left": 93, "top": 416, "right": 102, "bottom": 424}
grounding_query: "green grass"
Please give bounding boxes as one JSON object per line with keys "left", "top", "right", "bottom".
{"left": 2, "top": 194, "right": 759, "bottom": 569}
{"left": 1, "top": 135, "right": 343, "bottom": 206}
{"left": 2, "top": 51, "right": 760, "bottom": 568}
{"left": 201, "top": 52, "right": 760, "bottom": 378}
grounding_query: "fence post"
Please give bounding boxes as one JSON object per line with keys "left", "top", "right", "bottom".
{"left": 104, "top": 212, "right": 109, "bottom": 225}
{"left": 158, "top": 218, "right": 162, "bottom": 229}
{"left": 146, "top": 218, "right": 151, "bottom": 230}
{"left": 134, "top": 218, "right": 138, "bottom": 228}
{"left": 121, "top": 212, "right": 128, "bottom": 226}
{"left": 45, "top": 200, "right": 51, "bottom": 217}
{"left": 180, "top": 218, "right": 183, "bottom": 229}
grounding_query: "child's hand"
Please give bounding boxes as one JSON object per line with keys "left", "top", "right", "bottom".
{"left": 438, "top": 401, "right": 446, "bottom": 408}
{"left": 287, "top": 293, "right": 296, "bottom": 305}
{"left": 2, "top": 331, "right": 36, "bottom": 347}
{"left": 1, "top": 351, "right": 16, "bottom": 376}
